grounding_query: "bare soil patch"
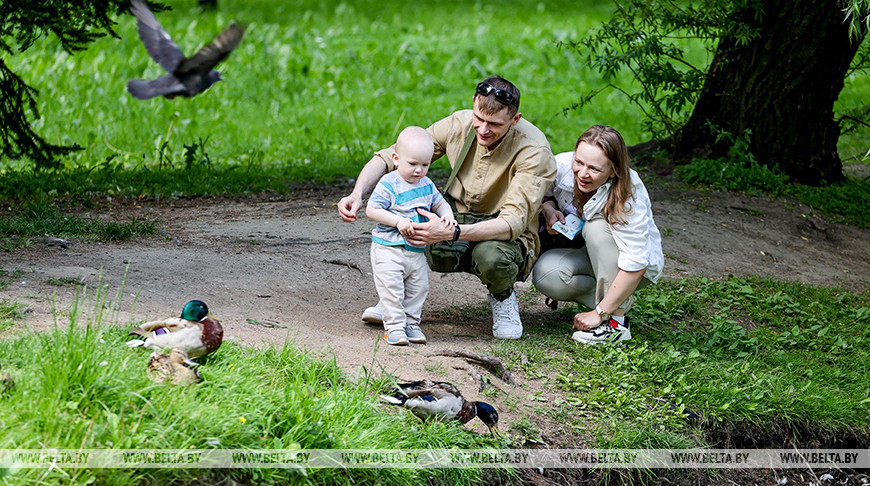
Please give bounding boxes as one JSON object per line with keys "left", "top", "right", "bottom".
{"left": 2, "top": 174, "right": 869, "bottom": 452}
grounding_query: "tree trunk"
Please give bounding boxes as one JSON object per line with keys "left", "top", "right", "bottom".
{"left": 672, "top": 0, "right": 863, "bottom": 185}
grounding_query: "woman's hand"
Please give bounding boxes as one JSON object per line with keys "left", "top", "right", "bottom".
{"left": 573, "top": 310, "right": 603, "bottom": 331}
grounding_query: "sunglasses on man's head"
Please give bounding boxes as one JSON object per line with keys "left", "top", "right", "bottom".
{"left": 476, "top": 82, "right": 519, "bottom": 108}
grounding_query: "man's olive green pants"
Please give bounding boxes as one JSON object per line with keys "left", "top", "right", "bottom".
{"left": 425, "top": 239, "right": 525, "bottom": 301}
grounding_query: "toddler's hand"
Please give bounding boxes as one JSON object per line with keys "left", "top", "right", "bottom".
{"left": 441, "top": 216, "right": 457, "bottom": 230}
{"left": 397, "top": 218, "right": 415, "bottom": 237}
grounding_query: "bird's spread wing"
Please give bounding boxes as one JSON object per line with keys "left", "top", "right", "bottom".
{"left": 127, "top": 75, "right": 186, "bottom": 100}
{"left": 174, "top": 23, "right": 243, "bottom": 78}
{"left": 130, "top": 0, "right": 186, "bottom": 73}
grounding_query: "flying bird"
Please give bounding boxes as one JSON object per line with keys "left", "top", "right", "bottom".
{"left": 127, "top": 0, "right": 244, "bottom": 100}
{"left": 380, "top": 380, "right": 500, "bottom": 436}
{"left": 127, "top": 300, "right": 223, "bottom": 359}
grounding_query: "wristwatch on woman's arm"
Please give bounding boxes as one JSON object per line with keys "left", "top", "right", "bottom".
{"left": 595, "top": 304, "right": 611, "bottom": 322}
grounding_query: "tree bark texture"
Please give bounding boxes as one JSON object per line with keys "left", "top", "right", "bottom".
{"left": 673, "top": 0, "right": 863, "bottom": 185}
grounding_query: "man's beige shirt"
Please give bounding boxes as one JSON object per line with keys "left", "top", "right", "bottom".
{"left": 376, "top": 109, "right": 556, "bottom": 274}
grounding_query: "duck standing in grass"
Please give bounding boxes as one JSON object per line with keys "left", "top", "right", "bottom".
{"left": 127, "top": 300, "right": 223, "bottom": 359}
{"left": 147, "top": 348, "right": 202, "bottom": 385}
{"left": 380, "top": 380, "right": 499, "bottom": 436}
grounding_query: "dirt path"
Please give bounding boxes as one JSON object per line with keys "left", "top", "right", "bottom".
{"left": 1, "top": 176, "right": 869, "bottom": 439}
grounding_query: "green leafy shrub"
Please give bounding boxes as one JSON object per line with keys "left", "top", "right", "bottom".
{"left": 675, "top": 129, "right": 790, "bottom": 195}
{"left": 789, "top": 178, "right": 870, "bottom": 227}
{"left": 675, "top": 129, "right": 870, "bottom": 227}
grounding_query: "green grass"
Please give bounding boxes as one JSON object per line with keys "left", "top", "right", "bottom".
{"left": 0, "top": 197, "right": 156, "bottom": 250}
{"left": 0, "top": 284, "right": 507, "bottom": 485}
{"left": 2, "top": 0, "right": 864, "bottom": 199}
{"left": 491, "top": 276, "right": 870, "bottom": 451}
{"left": 675, "top": 156, "right": 870, "bottom": 228}
{"left": 0, "top": 269, "right": 25, "bottom": 334}
{"left": 0, "top": 0, "right": 630, "bottom": 198}
{"left": 0, "top": 299, "right": 24, "bottom": 333}
{"left": 3, "top": 278, "right": 867, "bottom": 484}
{"left": 788, "top": 179, "right": 870, "bottom": 227}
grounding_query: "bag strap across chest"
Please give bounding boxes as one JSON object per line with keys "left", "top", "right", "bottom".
{"left": 443, "top": 128, "right": 476, "bottom": 192}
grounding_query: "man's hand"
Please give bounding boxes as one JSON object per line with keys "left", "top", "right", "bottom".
{"left": 337, "top": 156, "right": 391, "bottom": 222}
{"left": 405, "top": 208, "right": 454, "bottom": 246}
{"left": 573, "top": 310, "right": 603, "bottom": 331}
{"left": 543, "top": 205, "right": 566, "bottom": 235}
{"left": 337, "top": 195, "right": 361, "bottom": 222}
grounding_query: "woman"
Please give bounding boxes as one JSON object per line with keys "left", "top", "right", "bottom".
{"left": 531, "top": 125, "right": 663, "bottom": 344}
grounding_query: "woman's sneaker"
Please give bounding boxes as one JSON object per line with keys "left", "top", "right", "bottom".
{"left": 572, "top": 317, "right": 631, "bottom": 345}
{"left": 404, "top": 324, "right": 427, "bottom": 344}
{"left": 384, "top": 328, "right": 409, "bottom": 346}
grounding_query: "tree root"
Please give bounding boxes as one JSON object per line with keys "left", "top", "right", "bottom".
{"left": 245, "top": 318, "right": 286, "bottom": 329}
{"left": 321, "top": 258, "right": 364, "bottom": 275}
{"left": 429, "top": 348, "right": 516, "bottom": 386}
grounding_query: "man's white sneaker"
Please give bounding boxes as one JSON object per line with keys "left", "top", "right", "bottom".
{"left": 572, "top": 317, "right": 631, "bottom": 345}
{"left": 361, "top": 303, "right": 383, "bottom": 325}
{"left": 488, "top": 291, "right": 523, "bottom": 339}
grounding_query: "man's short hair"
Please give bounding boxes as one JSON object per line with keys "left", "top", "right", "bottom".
{"left": 474, "top": 75, "right": 520, "bottom": 116}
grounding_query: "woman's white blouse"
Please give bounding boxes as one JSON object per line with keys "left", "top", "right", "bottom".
{"left": 548, "top": 151, "right": 664, "bottom": 283}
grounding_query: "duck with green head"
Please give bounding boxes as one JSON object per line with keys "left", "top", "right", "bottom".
{"left": 380, "top": 380, "right": 499, "bottom": 436}
{"left": 127, "top": 300, "right": 223, "bottom": 359}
